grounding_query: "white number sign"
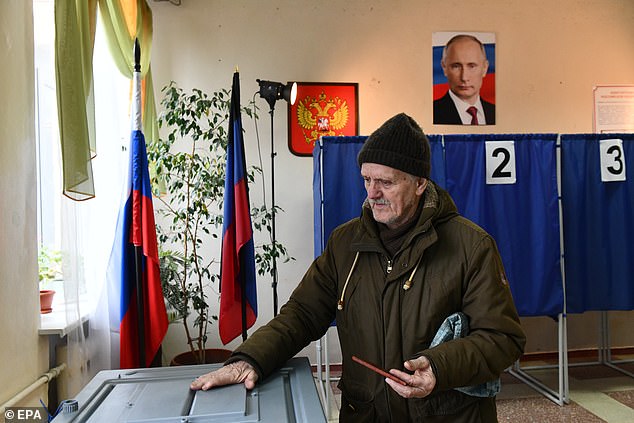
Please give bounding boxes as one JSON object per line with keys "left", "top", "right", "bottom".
{"left": 485, "top": 141, "right": 516, "bottom": 185}
{"left": 599, "top": 138, "right": 626, "bottom": 182}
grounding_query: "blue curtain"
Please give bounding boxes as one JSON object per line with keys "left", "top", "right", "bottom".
{"left": 561, "top": 134, "right": 634, "bottom": 313}
{"left": 313, "top": 136, "right": 367, "bottom": 257}
{"left": 428, "top": 134, "right": 446, "bottom": 189}
{"left": 312, "top": 132, "right": 634, "bottom": 317}
{"left": 443, "top": 134, "right": 563, "bottom": 317}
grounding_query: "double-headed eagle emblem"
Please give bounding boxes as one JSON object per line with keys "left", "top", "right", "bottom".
{"left": 296, "top": 91, "right": 349, "bottom": 145}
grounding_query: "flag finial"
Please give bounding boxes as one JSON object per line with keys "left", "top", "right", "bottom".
{"left": 134, "top": 39, "right": 141, "bottom": 72}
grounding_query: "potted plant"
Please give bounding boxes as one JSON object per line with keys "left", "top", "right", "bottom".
{"left": 38, "top": 245, "right": 63, "bottom": 313}
{"left": 148, "top": 82, "right": 293, "bottom": 364}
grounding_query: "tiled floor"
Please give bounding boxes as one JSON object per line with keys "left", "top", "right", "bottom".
{"left": 314, "top": 359, "right": 634, "bottom": 422}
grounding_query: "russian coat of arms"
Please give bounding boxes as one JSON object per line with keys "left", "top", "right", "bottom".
{"left": 296, "top": 91, "right": 349, "bottom": 146}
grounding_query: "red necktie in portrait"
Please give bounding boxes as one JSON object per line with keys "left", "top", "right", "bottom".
{"left": 467, "top": 106, "right": 478, "bottom": 125}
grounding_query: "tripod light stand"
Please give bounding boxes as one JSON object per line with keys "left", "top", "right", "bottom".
{"left": 256, "top": 79, "right": 297, "bottom": 316}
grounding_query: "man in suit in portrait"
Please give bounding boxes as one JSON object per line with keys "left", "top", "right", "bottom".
{"left": 433, "top": 34, "right": 495, "bottom": 125}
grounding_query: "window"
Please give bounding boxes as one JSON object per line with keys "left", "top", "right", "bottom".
{"left": 34, "top": 0, "right": 131, "bottom": 319}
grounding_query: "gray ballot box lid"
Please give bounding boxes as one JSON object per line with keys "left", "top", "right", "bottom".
{"left": 52, "top": 357, "right": 326, "bottom": 423}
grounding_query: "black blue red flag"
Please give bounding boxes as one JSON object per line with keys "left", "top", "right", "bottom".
{"left": 219, "top": 71, "right": 257, "bottom": 344}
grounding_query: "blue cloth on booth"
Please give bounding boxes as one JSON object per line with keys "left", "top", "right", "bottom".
{"left": 443, "top": 134, "right": 562, "bottom": 317}
{"left": 430, "top": 312, "right": 501, "bottom": 397}
{"left": 561, "top": 134, "right": 634, "bottom": 312}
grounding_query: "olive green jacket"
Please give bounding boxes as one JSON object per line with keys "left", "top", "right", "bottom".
{"left": 233, "top": 183, "right": 526, "bottom": 422}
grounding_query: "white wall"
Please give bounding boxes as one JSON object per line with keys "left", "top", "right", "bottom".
{"left": 0, "top": 0, "right": 48, "bottom": 406}
{"left": 149, "top": 0, "right": 634, "bottom": 363}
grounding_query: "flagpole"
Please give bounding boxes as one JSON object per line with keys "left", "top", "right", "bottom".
{"left": 134, "top": 247, "right": 146, "bottom": 366}
{"left": 235, "top": 70, "right": 249, "bottom": 342}
{"left": 133, "top": 38, "right": 146, "bottom": 367}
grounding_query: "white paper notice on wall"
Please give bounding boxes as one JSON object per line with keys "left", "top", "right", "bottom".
{"left": 485, "top": 141, "right": 516, "bottom": 185}
{"left": 593, "top": 85, "right": 634, "bottom": 133}
{"left": 599, "top": 138, "right": 627, "bottom": 182}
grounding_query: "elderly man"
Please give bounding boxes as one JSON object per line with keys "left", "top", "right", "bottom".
{"left": 434, "top": 34, "right": 496, "bottom": 125}
{"left": 191, "top": 113, "right": 525, "bottom": 422}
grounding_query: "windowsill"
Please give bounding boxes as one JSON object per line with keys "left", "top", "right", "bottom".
{"left": 39, "top": 284, "right": 91, "bottom": 338}
{"left": 39, "top": 303, "right": 90, "bottom": 338}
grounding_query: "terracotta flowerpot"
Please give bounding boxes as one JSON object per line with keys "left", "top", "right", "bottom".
{"left": 170, "top": 348, "right": 232, "bottom": 366}
{"left": 39, "top": 289, "right": 56, "bottom": 314}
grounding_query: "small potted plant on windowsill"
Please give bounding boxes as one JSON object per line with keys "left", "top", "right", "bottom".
{"left": 38, "top": 246, "right": 62, "bottom": 314}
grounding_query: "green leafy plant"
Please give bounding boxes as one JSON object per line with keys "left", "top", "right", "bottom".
{"left": 38, "top": 245, "right": 63, "bottom": 288}
{"left": 147, "top": 82, "right": 293, "bottom": 363}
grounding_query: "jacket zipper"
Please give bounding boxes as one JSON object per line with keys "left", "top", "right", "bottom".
{"left": 386, "top": 259, "right": 392, "bottom": 274}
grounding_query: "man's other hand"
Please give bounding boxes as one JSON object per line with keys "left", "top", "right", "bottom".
{"left": 386, "top": 356, "right": 437, "bottom": 398}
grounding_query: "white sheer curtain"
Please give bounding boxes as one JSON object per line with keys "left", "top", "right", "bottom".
{"left": 65, "top": 13, "right": 131, "bottom": 375}
{"left": 35, "top": 0, "right": 130, "bottom": 397}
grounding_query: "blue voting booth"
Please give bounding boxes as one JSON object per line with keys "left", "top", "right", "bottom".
{"left": 442, "top": 134, "right": 567, "bottom": 404}
{"left": 560, "top": 134, "right": 634, "bottom": 381}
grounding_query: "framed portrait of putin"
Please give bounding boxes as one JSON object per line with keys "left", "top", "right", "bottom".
{"left": 432, "top": 31, "right": 496, "bottom": 126}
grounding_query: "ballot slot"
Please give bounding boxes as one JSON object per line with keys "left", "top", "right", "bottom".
{"left": 282, "top": 368, "right": 297, "bottom": 422}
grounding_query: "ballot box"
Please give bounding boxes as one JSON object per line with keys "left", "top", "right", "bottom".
{"left": 52, "top": 357, "right": 325, "bottom": 422}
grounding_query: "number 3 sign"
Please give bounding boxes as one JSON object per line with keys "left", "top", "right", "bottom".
{"left": 599, "top": 138, "right": 627, "bottom": 182}
{"left": 485, "top": 140, "right": 516, "bottom": 185}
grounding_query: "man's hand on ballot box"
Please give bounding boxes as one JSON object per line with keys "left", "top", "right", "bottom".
{"left": 190, "top": 360, "right": 259, "bottom": 391}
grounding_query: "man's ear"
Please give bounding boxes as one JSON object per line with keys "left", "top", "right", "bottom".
{"left": 416, "top": 178, "right": 428, "bottom": 196}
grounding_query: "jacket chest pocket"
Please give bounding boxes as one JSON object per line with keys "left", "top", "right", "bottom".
{"left": 335, "top": 272, "right": 384, "bottom": 338}
{"left": 400, "top": 272, "right": 461, "bottom": 354}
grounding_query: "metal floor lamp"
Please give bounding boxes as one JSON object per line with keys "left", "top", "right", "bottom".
{"left": 256, "top": 79, "right": 297, "bottom": 316}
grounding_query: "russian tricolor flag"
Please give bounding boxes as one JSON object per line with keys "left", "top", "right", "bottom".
{"left": 219, "top": 71, "right": 257, "bottom": 345}
{"left": 108, "top": 65, "right": 168, "bottom": 368}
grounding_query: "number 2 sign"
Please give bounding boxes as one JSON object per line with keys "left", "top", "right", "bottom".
{"left": 485, "top": 140, "right": 516, "bottom": 185}
{"left": 599, "top": 138, "right": 627, "bottom": 182}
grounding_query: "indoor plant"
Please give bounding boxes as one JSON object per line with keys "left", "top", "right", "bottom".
{"left": 38, "top": 245, "right": 62, "bottom": 313}
{"left": 148, "top": 82, "right": 293, "bottom": 364}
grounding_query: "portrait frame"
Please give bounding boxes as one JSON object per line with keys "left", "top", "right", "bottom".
{"left": 287, "top": 82, "right": 359, "bottom": 156}
{"left": 432, "top": 31, "right": 496, "bottom": 125}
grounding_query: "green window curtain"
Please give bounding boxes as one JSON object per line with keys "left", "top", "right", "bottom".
{"left": 54, "top": 0, "right": 158, "bottom": 200}
{"left": 98, "top": 0, "right": 159, "bottom": 144}
{"left": 55, "top": 0, "right": 98, "bottom": 200}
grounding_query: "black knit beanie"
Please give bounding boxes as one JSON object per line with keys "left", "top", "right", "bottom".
{"left": 357, "top": 113, "right": 430, "bottom": 178}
